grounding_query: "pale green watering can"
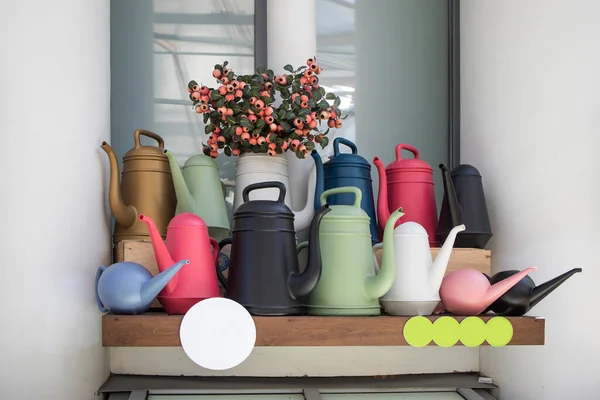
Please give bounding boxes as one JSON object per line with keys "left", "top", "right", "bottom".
{"left": 164, "top": 150, "right": 231, "bottom": 241}
{"left": 298, "top": 186, "right": 405, "bottom": 316}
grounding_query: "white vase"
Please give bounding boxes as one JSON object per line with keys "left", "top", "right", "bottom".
{"left": 233, "top": 152, "right": 315, "bottom": 232}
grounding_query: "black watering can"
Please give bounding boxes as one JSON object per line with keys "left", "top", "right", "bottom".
{"left": 218, "top": 181, "right": 331, "bottom": 316}
{"left": 484, "top": 268, "right": 583, "bottom": 316}
{"left": 438, "top": 164, "right": 492, "bottom": 248}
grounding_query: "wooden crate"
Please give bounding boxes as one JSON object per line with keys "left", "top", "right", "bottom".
{"left": 115, "top": 240, "right": 491, "bottom": 278}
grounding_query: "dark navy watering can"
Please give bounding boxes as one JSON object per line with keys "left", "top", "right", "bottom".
{"left": 311, "top": 137, "right": 379, "bottom": 244}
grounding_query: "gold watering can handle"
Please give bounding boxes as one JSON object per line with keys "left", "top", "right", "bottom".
{"left": 134, "top": 129, "right": 165, "bottom": 149}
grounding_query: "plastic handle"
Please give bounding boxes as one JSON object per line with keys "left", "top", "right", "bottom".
{"left": 297, "top": 241, "right": 309, "bottom": 255}
{"left": 333, "top": 137, "right": 358, "bottom": 157}
{"left": 371, "top": 243, "right": 383, "bottom": 273}
{"left": 395, "top": 144, "right": 420, "bottom": 161}
{"left": 242, "top": 181, "right": 286, "bottom": 204}
{"left": 320, "top": 186, "right": 362, "bottom": 208}
{"left": 95, "top": 266, "right": 109, "bottom": 313}
{"left": 216, "top": 238, "right": 232, "bottom": 289}
{"left": 134, "top": 129, "right": 165, "bottom": 149}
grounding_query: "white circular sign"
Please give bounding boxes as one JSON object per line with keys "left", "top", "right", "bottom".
{"left": 179, "top": 298, "right": 256, "bottom": 370}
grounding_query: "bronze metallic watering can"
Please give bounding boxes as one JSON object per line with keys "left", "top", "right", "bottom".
{"left": 101, "top": 129, "right": 176, "bottom": 243}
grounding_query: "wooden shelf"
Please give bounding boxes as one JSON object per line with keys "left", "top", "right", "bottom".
{"left": 102, "top": 313, "right": 544, "bottom": 347}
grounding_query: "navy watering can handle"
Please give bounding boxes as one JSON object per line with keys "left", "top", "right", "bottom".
{"left": 333, "top": 137, "right": 358, "bottom": 156}
{"left": 216, "top": 238, "right": 232, "bottom": 289}
{"left": 395, "top": 144, "right": 420, "bottom": 160}
{"left": 95, "top": 266, "right": 109, "bottom": 313}
{"left": 242, "top": 181, "right": 286, "bottom": 204}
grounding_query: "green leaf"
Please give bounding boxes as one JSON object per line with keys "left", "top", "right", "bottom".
{"left": 294, "top": 97, "right": 302, "bottom": 105}
{"left": 240, "top": 119, "right": 252, "bottom": 128}
{"left": 204, "top": 123, "right": 215, "bottom": 134}
{"left": 280, "top": 121, "right": 291, "bottom": 131}
{"left": 275, "top": 146, "right": 283, "bottom": 154}
{"left": 308, "top": 98, "right": 317, "bottom": 108}
{"left": 297, "top": 108, "right": 310, "bottom": 117}
{"left": 217, "top": 142, "right": 225, "bottom": 149}
{"left": 326, "top": 93, "right": 337, "bottom": 100}
{"left": 214, "top": 64, "right": 223, "bottom": 71}
{"left": 260, "top": 143, "right": 268, "bottom": 152}
{"left": 318, "top": 100, "right": 329, "bottom": 109}
{"left": 260, "top": 96, "right": 271, "bottom": 103}
{"left": 286, "top": 111, "right": 296, "bottom": 120}
{"left": 320, "top": 136, "right": 329, "bottom": 149}
{"left": 256, "top": 119, "right": 266, "bottom": 130}
{"left": 226, "top": 116, "right": 236, "bottom": 125}
{"left": 223, "top": 61, "right": 229, "bottom": 67}
{"left": 224, "top": 146, "right": 232, "bottom": 156}
{"left": 256, "top": 67, "right": 267, "bottom": 74}
{"left": 252, "top": 129, "right": 262, "bottom": 136}
{"left": 210, "top": 111, "right": 219, "bottom": 119}
{"left": 283, "top": 64, "right": 294, "bottom": 73}
{"left": 210, "top": 91, "right": 221, "bottom": 100}
{"left": 333, "top": 97, "right": 341, "bottom": 108}
{"left": 217, "top": 98, "right": 226, "bottom": 107}
{"left": 305, "top": 141, "right": 315, "bottom": 150}
{"left": 202, "top": 113, "right": 210, "bottom": 124}
{"left": 296, "top": 65, "right": 308, "bottom": 71}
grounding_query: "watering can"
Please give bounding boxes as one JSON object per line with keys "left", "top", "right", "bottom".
{"left": 164, "top": 150, "right": 231, "bottom": 242}
{"left": 140, "top": 212, "right": 221, "bottom": 315}
{"left": 301, "top": 187, "right": 405, "bottom": 316}
{"left": 374, "top": 222, "right": 466, "bottom": 316}
{"left": 374, "top": 144, "right": 438, "bottom": 245}
{"left": 95, "top": 260, "right": 188, "bottom": 315}
{"left": 100, "top": 129, "right": 176, "bottom": 243}
{"left": 311, "top": 138, "right": 379, "bottom": 244}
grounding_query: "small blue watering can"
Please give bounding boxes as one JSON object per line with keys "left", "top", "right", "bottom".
{"left": 95, "top": 260, "right": 188, "bottom": 315}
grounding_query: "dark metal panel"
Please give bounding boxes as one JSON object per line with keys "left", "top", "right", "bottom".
{"left": 98, "top": 373, "right": 496, "bottom": 393}
{"left": 448, "top": 0, "right": 461, "bottom": 168}
{"left": 254, "top": 0, "right": 268, "bottom": 69}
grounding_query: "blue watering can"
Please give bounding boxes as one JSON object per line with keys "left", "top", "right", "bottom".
{"left": 311, "top": 137, "right": 379, "bottom": 244}
{"left": 95, "top": 260, "right": 189, "bottom": 315}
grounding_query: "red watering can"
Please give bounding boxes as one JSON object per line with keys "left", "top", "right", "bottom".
{"left": 140, "top": 212, "right": 221, "bottom": 314}
{"left": 374, "top": 144, "right": 438, "bottom": 246}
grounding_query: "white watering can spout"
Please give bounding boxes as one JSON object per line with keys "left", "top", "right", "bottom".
{"left": 430, "top": 224, "right": 466, "bottom": 292}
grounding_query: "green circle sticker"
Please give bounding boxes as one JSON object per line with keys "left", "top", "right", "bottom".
{"left": 486, "top": 317, "right": 514, "bottom": 347}
{"left": 432, "top": 316, "right": 459, "bottom": 347}
{"left": 403, "top": 316, "right": 433, "bottom": 347}
{"left": 459, "top": 317, "right": 487, "bottom": 347}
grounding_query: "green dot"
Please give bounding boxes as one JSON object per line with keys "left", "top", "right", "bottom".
{"left": 403, "top": 316, "right": 433, "bottom": 347}
{"left": 432, "top": 316, "right": 460, "bottom": 347}
{"left": 486, "top": 317, "right": 514, "bottom": 347}
{"left": 459, "top": 317, "right": 487, "bottom": 347}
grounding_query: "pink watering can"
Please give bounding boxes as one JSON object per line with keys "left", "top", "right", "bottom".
{"left": 140, "top": 212, "right": 221, "bottom": 315}
{"left": 438, "top": 267, "right": 537, "bottom": 315}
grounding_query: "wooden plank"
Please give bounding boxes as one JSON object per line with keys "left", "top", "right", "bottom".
{"left": 102, "top": 314, "right": 544, "bottom": 347}
{"left": 115, "top": 240, "right": 491, "bottom": 277}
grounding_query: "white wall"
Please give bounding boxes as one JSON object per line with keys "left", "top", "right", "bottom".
{"left": 461, "top": 1, "right": 600, "bottom": 399}
{"left": 0, "top": 1, "right": 111, "bottom": 399}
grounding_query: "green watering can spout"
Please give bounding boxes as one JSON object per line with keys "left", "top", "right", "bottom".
{"left": 164, "top": 149, "right": 195, "bottom": 213}
{"left": 365, "top": 207, "right": 404, "bottom": 300}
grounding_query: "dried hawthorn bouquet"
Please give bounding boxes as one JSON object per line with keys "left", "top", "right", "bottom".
{"left": 187, "top": 57, "right": 345, "bottom": 159}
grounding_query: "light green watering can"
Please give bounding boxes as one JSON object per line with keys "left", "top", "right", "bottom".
{"left": 164, "top": 150, "right": 231, "bottom": 241}
{"left": 298, "top": 186, "right": 405, "bottom": 316}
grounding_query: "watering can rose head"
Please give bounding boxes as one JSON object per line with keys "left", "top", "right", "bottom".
{"left": 186, "top": 57, "right": 345, "bottom": 159}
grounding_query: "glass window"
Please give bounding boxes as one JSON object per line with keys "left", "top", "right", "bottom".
{"left": 110, "top": 0, "right": 258, "bottom": 217}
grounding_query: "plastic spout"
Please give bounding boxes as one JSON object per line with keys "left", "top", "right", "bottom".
{"left": 439, "top": 164, "right": 462, "bottom": 227}
{"left": 529, "top": 268, "right": 583, "bottom": 309}
{"left": 310, "top": 150, "right": 325, "bottom": 213}
{"left": 365, "top": 207, "right": 405, "bottom": 300}
{"left": 430, "top": 224, "right": 466, "bottom": 292}
{"left": 484, "top": 267, "right": 538, "bottom": 311}
{"left": 138, "top": 214, "right": 177, "bottom": 293}
{"left": 373, "top": 156, "right": 390, "bottom": 241}
{"left": 164, "top": 149, "right": 195, "bottom": 213}
{"left": 141, "top": 259, "right": 189, "bottom": 305}
{"left": 288, "top": 205, "right": 331, "bottom": 299}
{"left": 292, "top": 158, "right": 319, "bottom": 233}
{"left": 100, "top": 141, "right": 137, "bottom": 228}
